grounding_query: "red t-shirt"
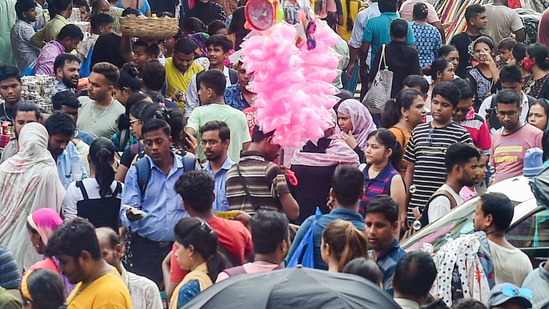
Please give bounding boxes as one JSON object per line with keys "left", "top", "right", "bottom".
{"left": 169, "top": 217, "right": 253, "bottom": 282}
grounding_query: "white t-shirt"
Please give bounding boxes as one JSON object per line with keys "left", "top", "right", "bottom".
{"left": 62, "top": 178, "right": 123, "bottom": 220}
{"left": 488, "top": 239, "right": 533, "bottom": 286}
{"left": 428, "top": 184, "right": 463, "bottom": 223}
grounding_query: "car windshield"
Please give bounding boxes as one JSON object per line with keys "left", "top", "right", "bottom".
{"left": 402, "top": 177, "right": 535, "bottom": 252}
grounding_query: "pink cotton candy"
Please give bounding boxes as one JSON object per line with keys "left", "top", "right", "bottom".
{"left": 240, "top": 21, "right": 340, "bottom": 147}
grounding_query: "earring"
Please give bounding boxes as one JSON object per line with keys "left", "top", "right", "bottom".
{"left": 405, "top": 115, "right": 409, "bottom": 121}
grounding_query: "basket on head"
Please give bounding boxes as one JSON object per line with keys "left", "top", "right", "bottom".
{"left": 120, "top": 16, "right": 179, "bottom": 40}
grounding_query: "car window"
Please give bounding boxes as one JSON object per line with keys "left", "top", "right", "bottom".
{"left": 508, "top": 209, "right": 549, "bottom": 248}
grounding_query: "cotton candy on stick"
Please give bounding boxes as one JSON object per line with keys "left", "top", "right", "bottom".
{"left": 241, "top": 20, "right": 340, "bottom": 147}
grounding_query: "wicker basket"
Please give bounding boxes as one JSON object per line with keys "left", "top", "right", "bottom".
{"left": 120, "top": 16, "right": 179, "bottom": 40}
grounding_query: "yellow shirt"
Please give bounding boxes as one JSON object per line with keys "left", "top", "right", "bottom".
{"left": 67, "top": 270, "right": 132, "bottom": 309}
{"left": 165, "top": 59, "right": 203, "bottom": 97}
{"left": 30, "top": 14, "right": 67, "bottom": 48}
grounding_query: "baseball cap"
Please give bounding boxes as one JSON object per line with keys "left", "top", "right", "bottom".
{"left": 488, "top": 283, "right": 533, "bottom": 308}
{"left": 523, "top": 147, "right": 544, "bottom": 177}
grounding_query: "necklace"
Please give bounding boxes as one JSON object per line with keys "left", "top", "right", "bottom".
{"left": 2, "top": 103, "right": 12, "bottom": 122}
{"left": 68, "top": 268, "right": 111, "bottom": 304}
{"left": 92, "top": 98, "right": 114, "bottom": 123}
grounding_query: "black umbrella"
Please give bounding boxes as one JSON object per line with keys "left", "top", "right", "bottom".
{"left": 182, "top": 266, "right": 401, "bottom": 309}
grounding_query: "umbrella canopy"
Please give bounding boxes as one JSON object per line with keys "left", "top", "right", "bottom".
{"left": 182, "top": 266, "right": 400, "bottom": 309}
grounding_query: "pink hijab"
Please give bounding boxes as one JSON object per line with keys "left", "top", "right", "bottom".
{"left": 337, "top": 99, "right": 377, "bottom": 150}
{"left": 27, "top": 208, "right": 63, "bottom": 245}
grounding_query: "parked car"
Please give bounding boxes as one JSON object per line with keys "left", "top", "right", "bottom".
{"left": 402, "top": 176, "right": 549, "bottom": 267}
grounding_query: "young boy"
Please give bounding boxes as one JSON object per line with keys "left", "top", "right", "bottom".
{"left": 449, "top": 4, "right": 491, "bottom": 78}
{"left": 78, "top": 13, "right": 114, "bottom": 65}
{"left": 185, "top": 34, "right": 237, "bottom": 118}
{"left": 133, "top": 39, "right": 161, "bottom": 72}
{"left": 404, "top": 82, "right": 473, "bottom": 225}
{"left": 497, "top": 38, "right": 517, "bottom": 68}
{"left": 165, "top": 37, "right": 203, "bottom": 108}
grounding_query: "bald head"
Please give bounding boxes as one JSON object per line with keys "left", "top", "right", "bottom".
{"left": 95, "top": 227, "right": 123, "bottom": 268}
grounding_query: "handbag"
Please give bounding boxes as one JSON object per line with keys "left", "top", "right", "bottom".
{"left": 362, "top": 44, "right": 393, "bottom": 114}
{"left": 286, "top": 207, "right": 322, "bottom": 268}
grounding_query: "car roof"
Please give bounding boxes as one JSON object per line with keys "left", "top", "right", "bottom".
{"left": 402, "top": 176, "right": 538, "bottom": 251}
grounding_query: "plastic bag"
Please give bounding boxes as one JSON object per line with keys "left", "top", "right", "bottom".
{"left": 286, "top": 207, "right": 322, "bottom": 268}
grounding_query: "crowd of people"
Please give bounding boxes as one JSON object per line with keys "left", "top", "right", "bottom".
{"left": 0, "top": 0, "right": 549, "bottom": 307}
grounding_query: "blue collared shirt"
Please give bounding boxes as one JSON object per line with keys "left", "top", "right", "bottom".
{"left": 370, "top": 239, "right": 406, "bottom": 296}
{"left": 204, "top": 157, "right": 235, "bottom": 212}
{"left": 120, "top": 154, "right": 188, "bottom": 242}
{"left": 56, "top": 141, "right": 88, "bottom": 188}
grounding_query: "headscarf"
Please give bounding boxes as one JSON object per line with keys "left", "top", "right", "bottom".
{"left": 2, "top": 122, "right": 53, "bottom": 173}
{"left": 291, "top": 110, "right": 359, "bottom": 166}
{"left": 27, "top": 208, "right": 63, "bottom": 246}
{"left": 337, "top": 99, "right": 377, "bottom": 150}
{"left": 0, "top": 123, "right": 65, "bottom": 270}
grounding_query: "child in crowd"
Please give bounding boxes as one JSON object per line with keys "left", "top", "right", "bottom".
{"left": 497, "top": 38, "right": 517, "bottom": 68}
{"left": 404, "top": 82, "right": 473, "bottom": 224}
{"left": 78, "top": 13, "right": 114, "bottom": 65}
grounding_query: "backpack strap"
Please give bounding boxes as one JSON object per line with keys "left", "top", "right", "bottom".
{"left": 113, "top": 181, "right": 123, "bottom": 195}
{"left": 236, "top": 164, "right": 261, "bottom": 211}
{"left": 135, "top": 157, "right": 152, "bottom": 198}
{"left": 420, "top": 190, "right": 458, "bottom": 228}
{"left": 181, "top": 155, "right": 196, "bottom": 172}
{"left": 228, "top": 68, "right": 238, "bottom": 84}
{"left": 75, "top": 180, "right": 89, "bottom": 200}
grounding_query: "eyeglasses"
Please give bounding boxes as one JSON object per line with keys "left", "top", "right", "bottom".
{"left": 200, "top": 139, "right": 220, "bottom": 146}
{"left": 500, "top": 285, "right": 533, "bottom": 300}
{"left": 496, "top": 110, "right": 519, "bottom": 118}
{"left": 426, "top": 126, "right": 435, "bottom": 146}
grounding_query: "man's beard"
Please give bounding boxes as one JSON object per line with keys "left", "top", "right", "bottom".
{"left": 62, "top": 75, "right": 78, "bottom": 88}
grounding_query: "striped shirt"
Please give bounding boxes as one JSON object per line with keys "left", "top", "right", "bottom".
{"left": 0, "top": 246, "right": 20, "bottom": 290}
{"left": 359, "top": 162, "right": 399, "bottom": 214}
{"left": 226, "top": 151, "right": 290, "bottom": 215}
{"left": 403, "top": 122, "right": 472, "bottom": 221}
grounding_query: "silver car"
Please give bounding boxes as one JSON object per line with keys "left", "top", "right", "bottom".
{"left": 402, "top": 176, "right": 549, "bottom": 267}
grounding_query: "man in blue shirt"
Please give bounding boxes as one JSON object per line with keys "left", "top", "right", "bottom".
{"left": 200, "top": 120, "right": 234, "bottom": 212}
{"left": 120, "top": 118, "right": 194, "bottom": 286}
{"left": 45, "top": 112, "right": 87, "bottom": 189}
{"left": 364, "top": 195, "right": 406, "bottom": 296}
{"left": 285, "top": 165, "right": 365, "bottom": 270}
{"left": 224, "top": 61, "right": 255, "bottom": 111}
{"left": 361, "top": 0, "right": 415, "bottom": 69}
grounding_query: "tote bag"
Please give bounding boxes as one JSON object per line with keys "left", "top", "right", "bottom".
{"left": 363, "top": 44, "right": 393, "bottom": 114}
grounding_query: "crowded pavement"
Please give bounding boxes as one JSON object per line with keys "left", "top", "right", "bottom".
{"left": 0, "top": 0, "right": 549, "bottom": 307}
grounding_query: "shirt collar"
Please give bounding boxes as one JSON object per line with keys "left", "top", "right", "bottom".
{"left": 376, "top": 239, "right": 400, "bottom": 260}
{"left": 394, "top": 298, "right": 420, "bottom": 309}
{"left": 54, "top": 14, "right": 68, "bottom": 23}
{"left": 204, "top": 156, "right": 235, "bottom": 172}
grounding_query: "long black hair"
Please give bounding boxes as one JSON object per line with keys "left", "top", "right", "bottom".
{"left": 174, "top": 217, "right": 229, "bottom": 282}
{"left": 366, "top": 128, "right": 403, "bottom": 168}
{"left": 89, "top": 137, "right": 116, "bottom": 197}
